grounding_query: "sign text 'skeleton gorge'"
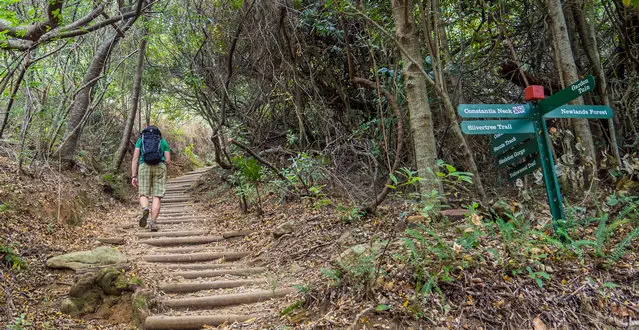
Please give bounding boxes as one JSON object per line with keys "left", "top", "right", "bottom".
{"left": 459, "top": 75, "right": 613, "bottom": 235}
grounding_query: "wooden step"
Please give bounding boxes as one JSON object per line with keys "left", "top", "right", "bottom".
{"left": 143, "top": 251, "right": 248, "bottom": 263}
{"left": 173, "top": 267, "right": 266, "bottom": 279}
{"left": 162, "top": 263, "right": 237, "bottom": 270}
{"left": 139, "top": 236, "right": 223, "bottom": 246}
{"left": 155, "top": 219, "right": 200, "bottom": 225}
{"left": 144, "top": 314, "right": 258, "bottom": 330}
{"left": 159, "top": 279, "right": 265, "bottom": 293}
{"left": 153, "top": 246, "right": 215, "bottom": 254}
{"left": 162, "top": 288, "right": 296, "bottom": 309}
{"left": 137, "top": 231, "right": 208, "bottom": 238}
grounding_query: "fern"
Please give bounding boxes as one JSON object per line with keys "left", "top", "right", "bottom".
{"left": 594, "top": 215, "right": 609, "bottom": 256}
{"left": 609, "top": 228, "right": 639, "bottom": 262}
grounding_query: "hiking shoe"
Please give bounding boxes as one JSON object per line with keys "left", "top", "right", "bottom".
{"left": 149, "top": 220, "right": 159, "bottom": 232}
{"left": 139, "top": 208, "right": 149, "bottom": 228}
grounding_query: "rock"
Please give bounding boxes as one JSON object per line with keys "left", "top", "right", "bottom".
{"left": 96, "top": 268, "right": 132, "bottom": 295}
{"left": 60, "top": 298, "right": 80, "bottom": 315}
{"left": 131, "top": 289, "right": 153, "bottom": 327}
{"left": 336, "top": 242, "right": 384, "bottom": 267}
{"left": 273, "top": 221, "right": 295, "bottom": 238}
{"left": 406, "top": 215, "right": 427, "bottom": 224}
{"left": 337, "top": 230, "right": 355, "bottom": 247}
{"left": 46, "top": 246, "right": 127, "bottom": 270}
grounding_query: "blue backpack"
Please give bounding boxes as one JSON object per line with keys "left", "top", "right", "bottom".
{"left": 141, "top": 126, "right": 163, "bottom": 165}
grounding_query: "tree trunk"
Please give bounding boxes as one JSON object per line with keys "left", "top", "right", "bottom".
{"left": 391, "top": 0, "right": 441, "bottom": 194}
{"left": 546, "top": 0, "right": 597, "bottom": 181}
{"left": 426, "top": 0, "right": 486, "bottom": 200}
{"left": 112, "top": 36, "right": 147, "bottom": 171}
{"left": 58, "top": 17, "right": 137, "bottom": 168}
{"left": 572, "top": 0, "right": 622, "bottom": 165}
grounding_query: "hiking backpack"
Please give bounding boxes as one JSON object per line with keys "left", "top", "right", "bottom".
{"left": 140, "top": 126, "right": 163, "bottom": 165}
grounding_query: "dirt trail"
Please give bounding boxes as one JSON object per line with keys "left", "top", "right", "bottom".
{"left": 119, "top": 168, "right": 296, "bottom": 329}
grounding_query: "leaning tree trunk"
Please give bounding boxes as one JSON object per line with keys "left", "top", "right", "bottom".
{"left": 546, "top": 0, "right": 597, "bottom": 182}
{"left": 391, "top": 0, "right": 441, "bottom": 194}
{"left": 58, "top": 17, "right": 137, "bottom": 168}
{"left": 572, "top": 0, "right": 622, "bottom": 165}
{"left": 112, "top": 35, "right": 147, "bottom": 171}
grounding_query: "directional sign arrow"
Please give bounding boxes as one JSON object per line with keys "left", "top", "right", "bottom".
{"left": 507, "top": 157, "right": 540, "bottom": 181}
{"left": 461, "top": 120, "right": 535, "bottom": 135}
{"left": 458, "top": 104, "right": 532, "bottom": 119}
{"left": 538, "top": 75, "right": 595, "bottom": 113}
{"left": 544, "top": 105, "right": 613, "bottom": 119}
{"left": 491, "top": 133, "right": 534, "bottom": 156}
{"left": 497, "top": 139, "right": 538, "bottom": 168}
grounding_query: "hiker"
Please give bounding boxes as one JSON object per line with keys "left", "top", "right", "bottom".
{"left": 131, "top": 125, "right": 171, "bottom": 231}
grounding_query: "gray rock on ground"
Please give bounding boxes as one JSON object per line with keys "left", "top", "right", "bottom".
{"left": 47, "top": 246, "right": 127, "bottom": 270}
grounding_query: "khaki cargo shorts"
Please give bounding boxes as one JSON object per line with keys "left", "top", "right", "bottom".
{"left": 138, "top": 162, "right": 166, "bottom": 197}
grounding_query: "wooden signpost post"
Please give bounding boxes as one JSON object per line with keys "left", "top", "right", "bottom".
{"left": 458, "top": 76, "right": 613, "bottom": 232}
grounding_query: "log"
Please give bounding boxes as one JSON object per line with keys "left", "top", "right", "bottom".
{"left": 162, "top": 198, "right": 191, "bottom": 203}
{"left": 138, "top": 236, "right": 223, "bottom": 246}
{"left": 162, "top": 263, "right": 236, "bottom": 270}
{"left": 152, "top": 246, "right": 217, "bottom": 254}
{"left": 222, "top": 230, "right": 252, "bottom": 239}
{"left": 173, "top": 267, "right": 266, "bottom": 279}
{"left": 155, "top": 219, "right": 200, "bottom": 225}
{"left": 143, "top": 251, "right": 249, "bottom": 263}
{"left": 96, "top": 237, "right": 125, "bottom": 245}
{"left": 162, "top": 288, "right": 296, "bottom": 309}
{"left": 136, "top": 231, "right": 207, "bottom": 238}
{"left": 144, "top": 314, "right": 258, "bottom": 330}
{"left": 159, "top": 279, "right": 265, "bottom": 293}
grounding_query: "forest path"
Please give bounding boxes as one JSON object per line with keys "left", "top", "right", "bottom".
{"left": 124, "top": 168, "right": 296, "bottom": 330}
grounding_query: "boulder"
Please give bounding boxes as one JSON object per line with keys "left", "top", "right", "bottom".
{"left": 273, "top": 221, "right": 295, "bottom": 238}
{"left": 60, "top": 267, "right": 137, "bottom": 318}
{"left": 47, "top": 246, "right": 127, "bottom": 270}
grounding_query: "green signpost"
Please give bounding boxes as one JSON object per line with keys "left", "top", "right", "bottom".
{"left": 491, "top": 133, "right": 534, "bottom": 155}
{"left": 497, "top": 139, "right": 538, "bottom": 168}
{"left": 458, "top": 75, "right": 610, "bottom": 233}
{"left": 461, "top": 120, "right": 535, "bottom": 135}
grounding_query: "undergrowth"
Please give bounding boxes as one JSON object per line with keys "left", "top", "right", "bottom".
{"left": 320, "top": 191, "right": 639, "bottom": 320}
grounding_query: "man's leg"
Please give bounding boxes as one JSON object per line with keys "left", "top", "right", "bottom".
{"left": 148, "top": 163, "right": 166, "bottom": 232}
{"left": 138, "top": 163, "right": 151, "bottom": 227}
{"left": 151, "top": 196, "right": 161, "bottom": 220}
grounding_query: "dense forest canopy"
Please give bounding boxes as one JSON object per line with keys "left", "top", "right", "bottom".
{"left": 0, "top": 0, "right": 638, "bottom": 219}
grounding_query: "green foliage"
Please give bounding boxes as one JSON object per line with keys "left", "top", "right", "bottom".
{"left": 182, "top": 143, "right": 203, "bottom": 167}
{"left": 0, "top": 243, "right": 24, "bottom": 270}
{"left": 281, "top": 153, "right": 327, "bottom": 198}
{"left": 526, "top": 266, "right": 550, "bottom": 288}
{"left": 320, "top": 268, "right": 341, "bottom": 285}
{"left": 337, "top": 204, "right": 365, "bottom": 223}
{"left": 7, "top": 314, "right": 31, "bottom": 330}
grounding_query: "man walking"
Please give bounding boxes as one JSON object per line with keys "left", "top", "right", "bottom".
{"left": 131, "top": 125, "right": 171, "bottom": 231}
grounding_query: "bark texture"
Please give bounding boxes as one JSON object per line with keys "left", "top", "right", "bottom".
{"left": 546, "top": 0, "right": 597, "bottom": 177}
{"left": 58, "top": 17, "right": 137, "bottom": 167}
{"left": 391, "top": 0, "right": 441, "bottom": 194}
{"left": 113, "top": 36, "right": 147, "bottom": 171}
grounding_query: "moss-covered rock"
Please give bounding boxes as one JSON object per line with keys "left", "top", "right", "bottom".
{"left": 46, "top": 247, "right": 127, "bottom": 270}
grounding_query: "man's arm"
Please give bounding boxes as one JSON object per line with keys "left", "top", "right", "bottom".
{"left": 164, "top": 151, "right": 171, "bottom": 166}
{"left": 131, "top": 148, "right": 140, "bottom": 187}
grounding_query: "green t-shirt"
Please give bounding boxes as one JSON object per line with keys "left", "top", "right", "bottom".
{"left": 136, "top": 137, "right": 170, "bottom": 164}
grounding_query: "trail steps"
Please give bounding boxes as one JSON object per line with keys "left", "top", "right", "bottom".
{"left": 128, "top": 168, "right": 294, "bottom": 329}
